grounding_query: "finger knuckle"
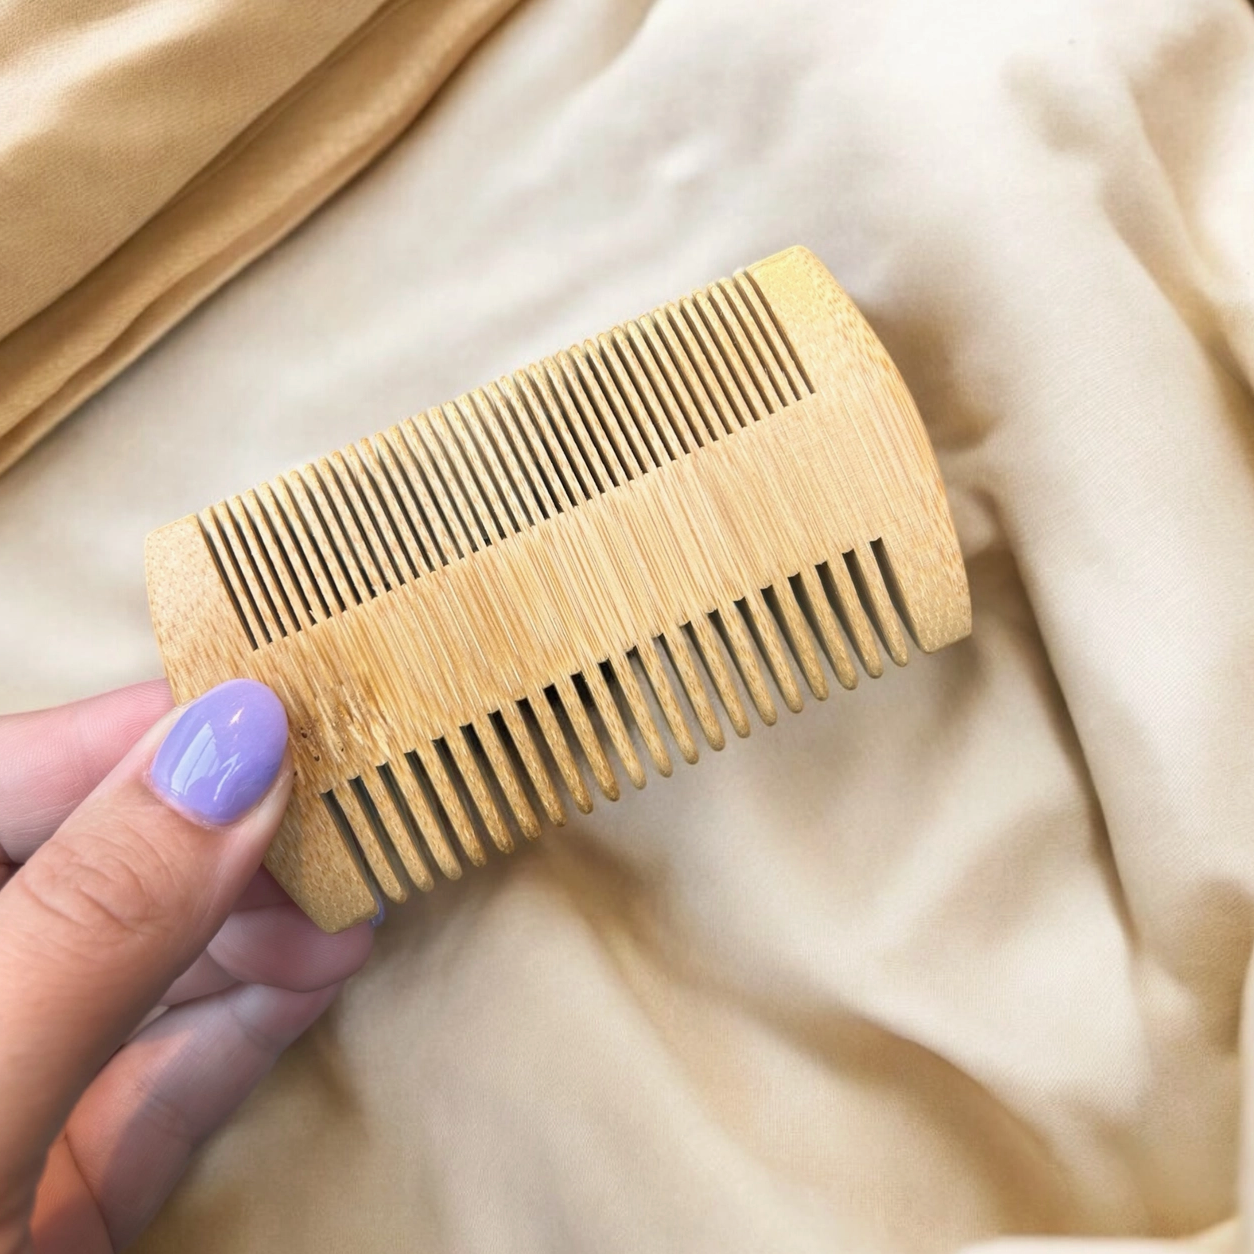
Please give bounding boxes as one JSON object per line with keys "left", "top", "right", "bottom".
{"left": 12, "top": 819, "right": 184, "bottom": 952}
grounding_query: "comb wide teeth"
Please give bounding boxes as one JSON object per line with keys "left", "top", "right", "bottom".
{"left": 316, "top": 542, "right": 913, "bottom": 907}
{"left": 148, "top": 246, "right": 971, "bottom": 931}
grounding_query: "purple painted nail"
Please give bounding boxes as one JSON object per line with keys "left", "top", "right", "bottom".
{"left": 150, "top": 679, "right": 288, "bottom": 825}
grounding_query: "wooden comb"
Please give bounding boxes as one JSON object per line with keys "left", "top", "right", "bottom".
{"left": 146, "top": 246, "right": 970, "bottom": 932}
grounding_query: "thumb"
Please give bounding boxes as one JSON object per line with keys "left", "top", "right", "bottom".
{"left": 0, "top": 678, "right": 292, "bottom": 1194}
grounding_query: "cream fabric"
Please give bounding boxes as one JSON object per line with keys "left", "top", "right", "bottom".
{"left": 0, "top": 0, "right": 519, "bottom": 475}
{"left": 3, "top": 0, "right": 1254, "bottom": 1250}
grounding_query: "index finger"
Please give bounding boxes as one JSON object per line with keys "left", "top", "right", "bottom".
{"left": 0, "top": 680, "right": 172, "bottom": 865}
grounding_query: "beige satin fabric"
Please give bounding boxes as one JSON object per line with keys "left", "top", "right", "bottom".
{"left": 2, "top": 0, "right": 1254, "bottom": 1251}
{"left": 0, "top": 0, "right": 519, "bottom": 476}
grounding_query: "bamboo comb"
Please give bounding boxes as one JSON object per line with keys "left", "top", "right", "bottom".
{"left": 146, "top": 246, "right": 970, "bottom": 932}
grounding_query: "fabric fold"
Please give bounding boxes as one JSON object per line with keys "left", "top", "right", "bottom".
{"left": 0, "top": 0, "right": 520, "bottom": 476}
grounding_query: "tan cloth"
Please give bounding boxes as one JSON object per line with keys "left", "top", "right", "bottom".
{"left": 3, "top": 0, "right": 1254, "bottom": 1250}
{"left": 0, "top": 0, "right": 518, "bottom": 476}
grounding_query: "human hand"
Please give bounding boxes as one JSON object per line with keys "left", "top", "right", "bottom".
{"left": 0, "top": 679, "right": 374, "bottom": 1253}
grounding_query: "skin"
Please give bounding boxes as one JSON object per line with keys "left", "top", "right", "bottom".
{"left": 0, "top": 680, "right": 374, "bottom": 1253}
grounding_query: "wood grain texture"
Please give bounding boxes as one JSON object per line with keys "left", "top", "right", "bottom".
{"left": 146, "top": 247, "right": 971, "bottom": 932}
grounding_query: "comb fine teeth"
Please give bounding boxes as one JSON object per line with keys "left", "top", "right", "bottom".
{"left": 146, "top": 246, "right": 971, "bottom": 932}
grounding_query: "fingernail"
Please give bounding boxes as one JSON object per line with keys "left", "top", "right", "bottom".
{"left": 370, "top": 904, "right": 386, "bottom": 929}
{"left": 150, "top": 679, "right": 288, "bottom": 825}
